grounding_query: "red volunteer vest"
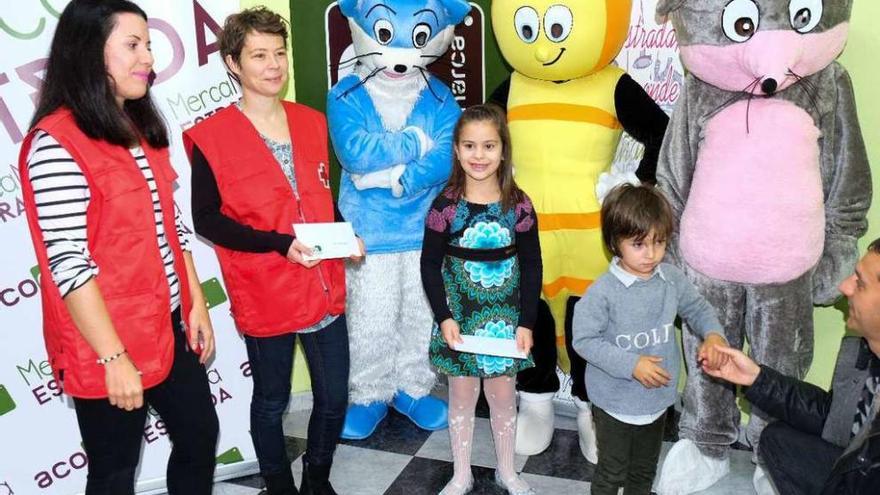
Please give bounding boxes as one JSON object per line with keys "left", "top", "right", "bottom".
{"left": 18, "top": 108, "right": 192, "bottom": 399}
{"left": 183, "top": 102, "right": 345, "bottom": 337}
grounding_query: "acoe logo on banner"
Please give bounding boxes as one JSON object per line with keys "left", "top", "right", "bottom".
{"left": 33, "top": 448, "right": 88, "bottom": 490}
{"left": 0, "top": 275, "right": 38, "bottom": 308}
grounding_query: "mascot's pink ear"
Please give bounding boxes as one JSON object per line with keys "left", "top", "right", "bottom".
{"left": 338, "top": 0, "right": 358, "bottom": 17}
{"left": 441, "top": 0, "right": 472, "bottom": 25}
{"left": 655, "top": 0, "right": 686, "bottom": 23}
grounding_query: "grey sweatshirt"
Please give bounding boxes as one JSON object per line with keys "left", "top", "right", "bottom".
{"left": 572, "top": 261, "right": 722, "bottom": 416}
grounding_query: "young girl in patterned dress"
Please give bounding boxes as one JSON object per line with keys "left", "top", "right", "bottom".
{"left": 421, "top": 104, "right": 542, "bottom": 495}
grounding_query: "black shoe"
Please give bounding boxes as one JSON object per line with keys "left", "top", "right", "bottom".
{"left": 300, "top": 458, "right": 337, "bottom": 495}
{"left": 261, "top": 468, "right": 299, "bottom": 495}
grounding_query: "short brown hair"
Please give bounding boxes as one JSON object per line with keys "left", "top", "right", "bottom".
{"left": 601, "top": 183, "right": 675, "bottom": 257}
{"left": 219, "top": 6, "right": 288, "bottom": 65}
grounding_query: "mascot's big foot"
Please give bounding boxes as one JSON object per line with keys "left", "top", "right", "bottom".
{"left": 515, "top": 392, "right": 555, "bottom": 455}
{"left": 752, "top": 465, "right": 778, "bottom": 495}
{"left": 392, "top": 391, "right": 448, "bottom": 430}
{"left": 656, "top": 439, "right": 729, "bottom": 495}
{"left": 340, "top": 402, "right": 388, "bottom": 440}
{"left": 573, "top": 398, "right": 598, "bottom": 464}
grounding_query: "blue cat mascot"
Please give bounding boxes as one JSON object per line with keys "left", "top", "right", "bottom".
{"left": 327, "top": 0, "right": 470, "bottom": 439}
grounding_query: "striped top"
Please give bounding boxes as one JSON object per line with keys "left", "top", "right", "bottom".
{"left": 26, "top": 131, "right": 192, "bottom": 310}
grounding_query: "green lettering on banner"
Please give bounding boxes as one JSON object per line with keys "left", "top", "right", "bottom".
{"left": 15, "top": 358, "right": 51, "bottom": 387}
{"left": 0, "top": 0, "right": 59, "bottom": 40}
{"left": 0, "top": 164, "right": 22, "bottom": 195}
{"left": 186, "top": 94, "right": 203, "bottom": 113}
{"left": 0, "top": 16, "right": 45, "bottom": 40}
{"left": 166, "top": 92, "right": 188, "bottom": 119}
{"left": 219, "top": 77, "right": 235, "bottom": 98}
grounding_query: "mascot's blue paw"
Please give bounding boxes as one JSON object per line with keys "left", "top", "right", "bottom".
{"left": 392, "top": 391, "right": 448, "bottom": 431}
{"left": 340, "top": 402, "right": 388, "bottom": 440}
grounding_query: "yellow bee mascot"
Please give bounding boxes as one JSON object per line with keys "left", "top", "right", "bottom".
{"left": 489, "top": 0, "right": 669, "bottom": 459}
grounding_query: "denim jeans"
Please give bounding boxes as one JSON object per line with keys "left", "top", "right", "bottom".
{"left": 758, "top": 421, "right": 843, "bottom": 495}
{"left": 73, "top": 308, "right": 219, "bottom": 495}
{"left": 244, "top": 314, "right": 350, "bottom": 476}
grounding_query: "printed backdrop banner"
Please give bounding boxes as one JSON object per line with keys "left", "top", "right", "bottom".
{"left": 0, "top": 2, "right": 261, "bottom": 494}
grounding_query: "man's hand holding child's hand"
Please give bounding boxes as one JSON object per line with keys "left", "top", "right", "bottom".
{"left": 698, "top": 333, "right": 730, "bottom": 370}
{"left": 633, "top": 355, "right": 672, "bottom": 388}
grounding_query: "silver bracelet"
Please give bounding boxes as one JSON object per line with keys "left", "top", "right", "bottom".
{"left": 96, "top": 349, "right": 127, "bottom": 365}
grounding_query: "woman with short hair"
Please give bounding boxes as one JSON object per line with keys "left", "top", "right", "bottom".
{"left": 186, "top": 7, "right": 357, "bottom": 495}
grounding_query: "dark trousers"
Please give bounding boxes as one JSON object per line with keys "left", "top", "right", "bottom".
{"left": 591, "top": 406, "right": 666, "bottom": 495}
{"left": 244, "top": 314, "right": 350, "bottom": 476}
{"left": 758, "top": 421, "right": 842, "bottom": 495}
{"left": 517, "top": 297, "right": 588, "bottom": 401}
{"left": 73, "top": 308, "right": 219, "bottom": 495}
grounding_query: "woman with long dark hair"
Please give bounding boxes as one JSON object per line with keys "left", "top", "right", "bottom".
{"left": 18, "top": 1, "right": 218, "bottom": 494}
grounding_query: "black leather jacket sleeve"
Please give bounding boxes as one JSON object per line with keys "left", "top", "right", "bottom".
{"left": 745, "top": 365, "right": 833, "bottom": 436}
{"left": 825, "top": 453, "right": 880, "bottom": 495}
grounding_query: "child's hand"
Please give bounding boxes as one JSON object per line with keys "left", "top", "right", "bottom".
{"left": 698, "top": 333, "right": 729, "bottom": 370}
{"left": 440, "top": 319, "right": 463, "bottom": 348}
{"left": 515, "top": 327, "right": 533, "bottom": 354}
{"left": 632, "top": 355, "right": 672, "bottom": 389}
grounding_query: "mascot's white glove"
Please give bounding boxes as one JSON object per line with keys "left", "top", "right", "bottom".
{"left": 351, "top": 164, "right": 407, "bottom": 198}
{"left": 389, "top": 163, "right": 406, "bottom": 198}
{"left": 404, "top": 126, "right": 434, "bottom": 159}
{"left": 596, "top": 160, "right": 642, "bottom": 204}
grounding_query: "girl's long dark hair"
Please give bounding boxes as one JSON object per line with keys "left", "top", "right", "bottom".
{"left": 30, "top": 0, "right": 168, "bottom": 148}
{"left": 446, "top": 104, "right": 523, "bottom": 211}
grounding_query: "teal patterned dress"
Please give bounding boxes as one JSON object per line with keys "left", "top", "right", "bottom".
{"left": 421, "top": 189, "right": 541, "bottom": 378}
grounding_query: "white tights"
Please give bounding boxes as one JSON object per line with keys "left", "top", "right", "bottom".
{"left": 443, "top": 375, "right": 531, "bottom": 494}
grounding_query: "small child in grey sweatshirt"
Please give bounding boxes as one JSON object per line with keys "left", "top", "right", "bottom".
{"left": 571, "top": 184, "right": 729, "bottom": 495}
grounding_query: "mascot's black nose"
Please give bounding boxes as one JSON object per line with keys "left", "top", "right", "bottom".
{"left": 761, "top": 78, "right": 778, "bottom": 95}
{"left": 394, "top": 64, "right": 407, "bottom": 73}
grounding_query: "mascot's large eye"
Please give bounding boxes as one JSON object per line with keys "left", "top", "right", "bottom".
{"left": 722, "top": 0, "right": 760, "bottom": 43}
{"left": 543, "top": 5, "right": 573, "bottom": 43}
{"left": 412, "top": 23, "right": 432, "bottom": 48}
{"left": 373, "top": 19, "right": 394, "bottom": 45}
{"left": 789, "top": 0, "right": 823, "bottom": 33}
{"left": 514, "top": 7, "right": 540, "bottom": 43}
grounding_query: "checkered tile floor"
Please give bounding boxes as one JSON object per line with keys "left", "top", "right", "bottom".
{"left": 209, "top": 392, "right": 756, "bottom": 495}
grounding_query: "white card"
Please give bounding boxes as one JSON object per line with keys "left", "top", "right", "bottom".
{"left": 292, "top": 222, "right": 360, "bottom": 261}
{"left": 452, "top": 335, "right": 528, "bottom": 359}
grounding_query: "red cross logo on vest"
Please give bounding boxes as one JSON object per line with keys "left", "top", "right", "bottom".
{"left": 318, "top": 161, "right": 330, "bottom": 189}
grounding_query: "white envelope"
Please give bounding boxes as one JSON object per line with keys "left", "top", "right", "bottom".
{"left": 292, "top": 222, "right": 360, "bottom": 261}
{"left": 452, "top": 335, "right": 528, "bottom": 359}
